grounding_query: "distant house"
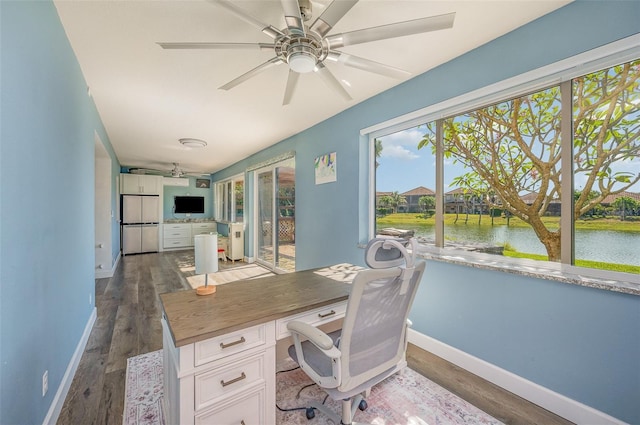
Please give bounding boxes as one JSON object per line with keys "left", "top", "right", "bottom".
{"left": 519, "top": 192, "right": 561, "bottom": 216}
{"left": 601, "top": 191, "right": 640, "bottom": 216}
{"left": 600, "top": 191, "right": 640, "bottom": 206}
{"left": 400, "top": 186, "right": 435, "bottom": 212}
{"left": 444, "top": 187, "right": 488, "bottom": 214}
{"left": 375, "top": 191, "right": 393, "bottom": 203}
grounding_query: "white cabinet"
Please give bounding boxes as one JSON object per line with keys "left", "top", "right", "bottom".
{"left": 162, "top": 319, "right": 275, "bottom": 425}
{"left": 163, "top": 223, "right": 191, "bottom": 249}
{"left": 163, "top": 222, "right": 217, "bottom": 250}
{"left": 121, "top": 173, "right": 162, "bottom": 195}
{"left": 191, "top": 223, "right": 217, "bottom": 244}
{"left": 141, "top": 225, "right": 159, "bottom": 252}
{"left": 227, "top": 223, "right": 244, "bottom": 261}
{"left": 123, "top": 224, "right": 159, "bottom": 254}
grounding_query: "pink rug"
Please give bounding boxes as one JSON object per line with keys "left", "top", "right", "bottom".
{"left": 124, "top": 351, "right": 503, "bottom": 425}
{"left": 123, "top": 350, "right": 165, "bottom": 425}
{"left": 276, "top": 358, "right": 503, "bottom": 425}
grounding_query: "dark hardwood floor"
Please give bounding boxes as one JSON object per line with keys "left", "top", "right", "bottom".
{"left": 57, "top": 251, "right": 573, "bottom": 425}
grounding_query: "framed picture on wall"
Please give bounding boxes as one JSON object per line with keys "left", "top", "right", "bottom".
{"left": 196, "top": 179, "right": 210, "bottom": 188}
{"left": 315, "top": 152, "right": 337, "bottom": 185}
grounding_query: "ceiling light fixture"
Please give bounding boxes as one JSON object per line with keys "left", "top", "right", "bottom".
{"left": 179, "top": 138, "right": 207, "bottom": 148}
{"left": 288, "top": 51, "right": 316, "bottom": 73}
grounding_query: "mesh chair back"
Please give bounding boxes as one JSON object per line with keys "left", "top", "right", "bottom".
{"left": 337, "top": 238, "right": 425, "bottom": 392}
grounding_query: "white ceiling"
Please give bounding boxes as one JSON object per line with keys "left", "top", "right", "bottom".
{"left": 54, "top": 0, "right": 569, "bottom": 176}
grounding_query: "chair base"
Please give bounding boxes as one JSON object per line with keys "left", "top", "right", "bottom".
{"left": 306, "top": 394, "right": 367, "bottom": 425}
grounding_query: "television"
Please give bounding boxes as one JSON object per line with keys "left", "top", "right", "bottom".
{"left": 174, "top": 196, "right": 205, "bottom": 214}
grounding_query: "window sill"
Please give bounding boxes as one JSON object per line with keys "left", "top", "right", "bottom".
{"left": 358, "top": 243, "right": 639, "bottom": 296}
{"left": 414, "top": 246, "right": 640, "bottom": 296}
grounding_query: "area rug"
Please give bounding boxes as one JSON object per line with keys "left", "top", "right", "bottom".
{"left": 276, "top": 358, "right": 503, "bottom": 425}
{"left": 124, "top": 350, "right": 503, "bottom": 425}
{"left": 123, "top": 350, "right": 164, "bottom": 425}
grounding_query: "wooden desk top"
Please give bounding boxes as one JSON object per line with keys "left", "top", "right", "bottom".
{"left": 160, "top": 264, "right": 361, "bottom": 347}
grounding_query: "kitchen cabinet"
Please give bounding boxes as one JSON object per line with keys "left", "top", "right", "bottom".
{"left": 163, "top": 222, "right": 217, "bottom": 250}
{"left": 123, "top": 224, "right": 159, "bottom": 254}
{"left": 191, "top": 222, "right": 217, "bottom": 244}
{"left": 163, "top": 223, "right": 191, "bottom": 249}
{"left": 121, "top": 173, "right": 162, "bottom": 195}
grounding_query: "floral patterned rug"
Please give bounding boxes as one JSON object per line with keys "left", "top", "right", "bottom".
{"left": 276, "top": 358, "right": 503, "bottom": 425}
{"left": 123, "top": 350, "right": 164, "bottom": 425}
{"left": 124, "top": 351, "right": 503, "bottom": 425}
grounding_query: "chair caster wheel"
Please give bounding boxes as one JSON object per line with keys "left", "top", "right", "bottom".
{"left": 305, "top": 407, "right": 315, "bottom": 420}
{"left": 358, "top": 399, "right": 368, "bottom": 411}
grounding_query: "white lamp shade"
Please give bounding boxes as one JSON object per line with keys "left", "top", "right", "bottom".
{"left": 195, "top": 233, "right": 218, "bottom": 274}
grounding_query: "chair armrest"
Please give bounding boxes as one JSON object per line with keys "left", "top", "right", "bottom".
{"left": 287, "top": 320, "right": 334, "bottom": 350}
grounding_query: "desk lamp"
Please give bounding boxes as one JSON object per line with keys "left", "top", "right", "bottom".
{"left": 194, "top": 233, "right": 218, "bottom": 296}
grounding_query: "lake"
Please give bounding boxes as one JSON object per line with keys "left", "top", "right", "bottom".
{"left": 404, "top": 224, "right": 639, "bottom": 267}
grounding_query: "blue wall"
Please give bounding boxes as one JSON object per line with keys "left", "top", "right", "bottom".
{"left": 212, "top": 2, "right": 640, "bottom": 422}
{"left": 162, "top": 177, "right": 213, "bottom": 220}
{"left": 0, "top": 2, "right": 119, "bottom": 424}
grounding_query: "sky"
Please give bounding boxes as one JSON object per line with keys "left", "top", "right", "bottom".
{"left": 375, "top": 124, "right": 460, "bottom": 194}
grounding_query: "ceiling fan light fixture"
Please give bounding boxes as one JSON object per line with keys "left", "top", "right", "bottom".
{"left": 287, "top": 44, "right": 317, "bottom": 73}
{"left": 179, "top": 138, "right": 207, "bottom": 148}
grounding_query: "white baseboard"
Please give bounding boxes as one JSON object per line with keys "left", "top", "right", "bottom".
{"left": 43, "top": 307, "right": 97, "bottom": 425}
{"left": 95, "top": 252, "right": 120, "bottom": 279}
{"left": 408, "top": 330, "right": 626, "bottom": 425}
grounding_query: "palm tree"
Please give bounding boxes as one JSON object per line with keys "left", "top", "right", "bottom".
{"left": 390, "top": 191, "right": 407, "bottom": 213}
{"left": 374, "top": 138, "right": 383, "bottom": 168}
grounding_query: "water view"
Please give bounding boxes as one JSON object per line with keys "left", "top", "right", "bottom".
{"left": 391, "top": 223, "right": 640, "bottom": 267}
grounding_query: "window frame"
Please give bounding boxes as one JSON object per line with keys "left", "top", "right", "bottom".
{"left": 364, "top": 34, "right": 640, "bottom": 287}
{"left": 213, "top": 173, "right": 244, "bottom": 223}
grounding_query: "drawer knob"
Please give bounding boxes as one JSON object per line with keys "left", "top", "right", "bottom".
{"left": 318, "top": 310, "right": 336, "bottom": 318}
{"left": 221, "top": 372, "right": 246, "bottom": 387}
{"left": 220, "top": 336, "right": 246, "bottom": 349}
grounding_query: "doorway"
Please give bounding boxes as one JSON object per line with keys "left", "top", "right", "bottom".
{"left": 255, "top": 158, "right": 295, "bottom": 272}
{"left": 95, "top": 132, "right": 113, "bottom": 278}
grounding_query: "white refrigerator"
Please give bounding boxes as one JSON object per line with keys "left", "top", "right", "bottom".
{"left": 121, "top": 195, "right": 160, "bottom": 255}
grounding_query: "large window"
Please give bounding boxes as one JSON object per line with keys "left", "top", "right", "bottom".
{"left": 214, "top": 174, "right": 244, "bottom": 222}
{"left": 374, "top": 57, "right": 639, "bottom": 276}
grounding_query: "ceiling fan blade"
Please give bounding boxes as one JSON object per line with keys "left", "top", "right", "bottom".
{"left": 281, "top": 0, "right": 305, "bottom": 36}
{"left": 327, "top": 51, "right": 410, "bottom": 79}
{"left": 326, "top": 12, "right": 455, "bottom": 49}
{"left": 310, "top": 0, "right": 358, "bottom": 38}
{"left": 219, "top": 57, "right": 284, "bottom": 91}
{"left": 208, "top": 0, "right": 284, "bottom": 39}
{"left": 282, "top": 70, "right": 300, "bottom": 105}
{"left": 315, "top": 62, "right": 351, "bottom": 101}
{"left": 158, "top": 42, "right": 275, "bottom": 51}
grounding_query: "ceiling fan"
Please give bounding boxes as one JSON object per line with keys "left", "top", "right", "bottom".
{"left": 158, "top": 0, "right": 455, "bottom": 105}
{"left": 130, "top": 163, "right": 207, "bottom": 178}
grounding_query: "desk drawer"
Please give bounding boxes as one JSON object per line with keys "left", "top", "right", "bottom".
{"left": 276, "top": 301, "right": 347, "bottom": 340}
{"left": 195, "top": 323, "right": 268, "bottom": 366}
{"left": 195, "top": 385, "right": 265, "bottom": 425}
{"left": 195, "top": 352, "right": 266, "bottom": 412}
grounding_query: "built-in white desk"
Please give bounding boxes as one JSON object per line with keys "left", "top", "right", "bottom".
{"left": 160, "top": 264, "right": 362, "bottom": 424}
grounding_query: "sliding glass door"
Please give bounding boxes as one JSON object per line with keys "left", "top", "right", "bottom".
{"left": 255, "top": 159, "right": 295, "bottom": 272}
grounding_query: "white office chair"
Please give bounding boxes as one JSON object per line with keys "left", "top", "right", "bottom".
{"left": 287, "top": 237, "right": 425, "bottom": 424}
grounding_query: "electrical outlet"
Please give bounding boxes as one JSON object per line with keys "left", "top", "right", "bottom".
{"left": 42, "top": 370, "right": 48, "bottom": 397}
{"left": 89, "top": 293, "right": 92, "bottom": 305}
